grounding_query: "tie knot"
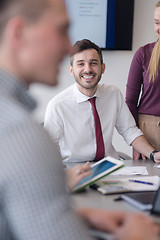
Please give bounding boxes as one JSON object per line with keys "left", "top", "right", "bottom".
{"left": 88, "top": 97, "right": 96, "bottom": 106}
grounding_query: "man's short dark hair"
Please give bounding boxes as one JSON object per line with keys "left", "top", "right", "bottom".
{"left": 70, "top": 39, "right": 103, "bottom": 66}
{"left": 0, "top": 0, "right": 50, "bottom": 38}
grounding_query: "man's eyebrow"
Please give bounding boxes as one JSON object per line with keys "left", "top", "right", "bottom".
{"left": 76, "top": 59, "right": 99, "bottom": 63}
{"left": 89, "top": 59, "right": 98, "bottom": 62}
{"left": 76, "top": 60, "right": 84, "bottom": 63}
{"left": 75, "top": 60, "right": 85, "bottom": 64}
{"left": 154, "top": 18, "right": 160, "bottom": 21}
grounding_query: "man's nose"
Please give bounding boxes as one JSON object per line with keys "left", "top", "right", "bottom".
{"left": 84, "top": 64, "right": 92, "bottom": 72}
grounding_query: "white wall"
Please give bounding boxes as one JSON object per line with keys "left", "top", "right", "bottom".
{"left": 29, "top": 0, "right": 158, "bottom": 157}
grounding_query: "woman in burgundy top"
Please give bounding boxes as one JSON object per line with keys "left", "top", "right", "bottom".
{"left": 126, "top": 1, "right": 160, "bottom": 160}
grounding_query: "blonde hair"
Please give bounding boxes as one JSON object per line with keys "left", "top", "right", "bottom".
{"left": 148, "top": 1, "right": 160, "bottom": 82}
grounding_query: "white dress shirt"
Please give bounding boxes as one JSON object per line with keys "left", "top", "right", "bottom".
{"left": 44, "top": 83, "right": 143, "bottom": 162}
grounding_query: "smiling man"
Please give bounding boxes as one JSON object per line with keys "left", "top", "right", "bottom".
{"left": 70, "top": 48, "right": 105, "bottom": 96}
{"left": 45, "top": 39, "right": 160, "bottom": 163}
{"left": 0, "top": 0, "right": 159, "bottom": 239}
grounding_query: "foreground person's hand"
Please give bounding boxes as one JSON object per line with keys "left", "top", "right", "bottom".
{"left": 66, "top": 162, "right": 91, "bottom": 191}
{"left": 115, "top": 213, "right": 160, "bottom": 240}
{"left": 77, "top": 208, "right": 127, "bottom": 233}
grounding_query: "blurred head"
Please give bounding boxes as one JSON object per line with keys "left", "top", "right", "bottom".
{"left": 154, "top": 1, "right": 160, "bottom": 38}
{"left": 69, "top": 39, "right": 105, "bottom": 97}
{"left": 0, "top": 0, "right": 71, "bottom": 86}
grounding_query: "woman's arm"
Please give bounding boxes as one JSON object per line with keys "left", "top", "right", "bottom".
{"left": 126, "top": 47, "right": 144, "bottom": 125}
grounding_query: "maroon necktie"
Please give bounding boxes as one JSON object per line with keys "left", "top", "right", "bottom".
{"left": 88, "top": 97, "right": 105, "bottom": 161}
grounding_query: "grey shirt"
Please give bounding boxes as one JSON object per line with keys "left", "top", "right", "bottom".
{"left": 0, "top": 70, "right": 92, "bottom": 240}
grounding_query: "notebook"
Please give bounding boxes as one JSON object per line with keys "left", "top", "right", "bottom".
{"left": 94, "top": 176, "right": 160, "bottom": 195}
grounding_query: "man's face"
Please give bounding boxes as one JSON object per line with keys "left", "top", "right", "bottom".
{"left": 69, "top": 49, "right": 105, "bottom": 95}
{"left": 18, "top": 0, "right": 71, "bottom": 85}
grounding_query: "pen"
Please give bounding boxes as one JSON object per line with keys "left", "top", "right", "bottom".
{"left": 129, "top": 179, "right": 154, "bottom": 185}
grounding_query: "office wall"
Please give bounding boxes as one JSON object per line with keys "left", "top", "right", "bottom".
{"left": 30, "top": 0, "right": 157, "bottom": 157}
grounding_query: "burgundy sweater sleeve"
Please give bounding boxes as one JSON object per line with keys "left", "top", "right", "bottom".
{"left": 126, "top": 47, "right": 143, "bottom": 126}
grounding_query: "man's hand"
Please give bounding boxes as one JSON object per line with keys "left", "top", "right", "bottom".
{"left": 77, "top": 208, "right": 159, "bottom": 240}
{"left": 115, "top": 213, "right": 159, "bottom": 240}
{"left": 153, "top": 152, "right": 160, "bottom": 163}
{"left": 131, "top": 135, "right": 159, "bottom": 161}
{"left": 133, "top": 148, "right": 146, "bottom": 160}
{"left": 66, "top": 162, "right": 91, "bottom": 191}
{"left": 77, "top": 208, "right": 127, "bottom": 233}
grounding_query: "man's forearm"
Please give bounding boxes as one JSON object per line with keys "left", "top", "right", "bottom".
{"left": 131, "top": 135, "right": 154, "bottom": 158}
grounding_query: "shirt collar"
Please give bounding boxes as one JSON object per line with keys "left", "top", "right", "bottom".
{"left": 0, "top": 69, "right": 36, "bottom": 111}
{"left": 73, "top": 83, "right": 101, "bottom": 103}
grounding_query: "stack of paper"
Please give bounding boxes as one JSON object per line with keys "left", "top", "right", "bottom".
{"left": 110, "top": 166, "right": 148, "bottom": 175}
{"left": 96, "top": 176, "right": 160, "bottom": 194}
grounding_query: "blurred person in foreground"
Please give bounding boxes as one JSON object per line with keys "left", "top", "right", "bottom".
{"left": 0, "top": 0, "right": 159, "bottom": 240}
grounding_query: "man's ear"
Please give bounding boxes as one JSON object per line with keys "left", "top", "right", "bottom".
{"left": 5, "top": 17, "right": 26, "bottom": 50}
{"left": 102, "top": 63, "right": 106, "bottom": 74}
{"left": 68, "top": 65, "right": 73, "bottom": 76}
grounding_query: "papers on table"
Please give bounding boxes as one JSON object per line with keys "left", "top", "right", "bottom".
{"left": 154, "top": 165, "right": 160, "bottom": 168}
{"left": 110, "top": 166, "right": 148, "bottom": 175}
{"left": 111, "top": 176, "right": 160, "bottom": 191}
{"left": 96, "top": 176, "right": 160, "bottom": 194}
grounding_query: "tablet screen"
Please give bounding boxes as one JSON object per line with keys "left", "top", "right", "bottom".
{"left": 75, "top": 160, "right": 115, "bottom": 188}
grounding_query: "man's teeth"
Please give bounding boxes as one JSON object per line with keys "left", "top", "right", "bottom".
{"left": 82, "top": 75, "right": 94, "bottom": 79}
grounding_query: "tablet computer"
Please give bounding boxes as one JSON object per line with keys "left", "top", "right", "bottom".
{"left": 72, "top": 156, "right": 124, "bottom": 192}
